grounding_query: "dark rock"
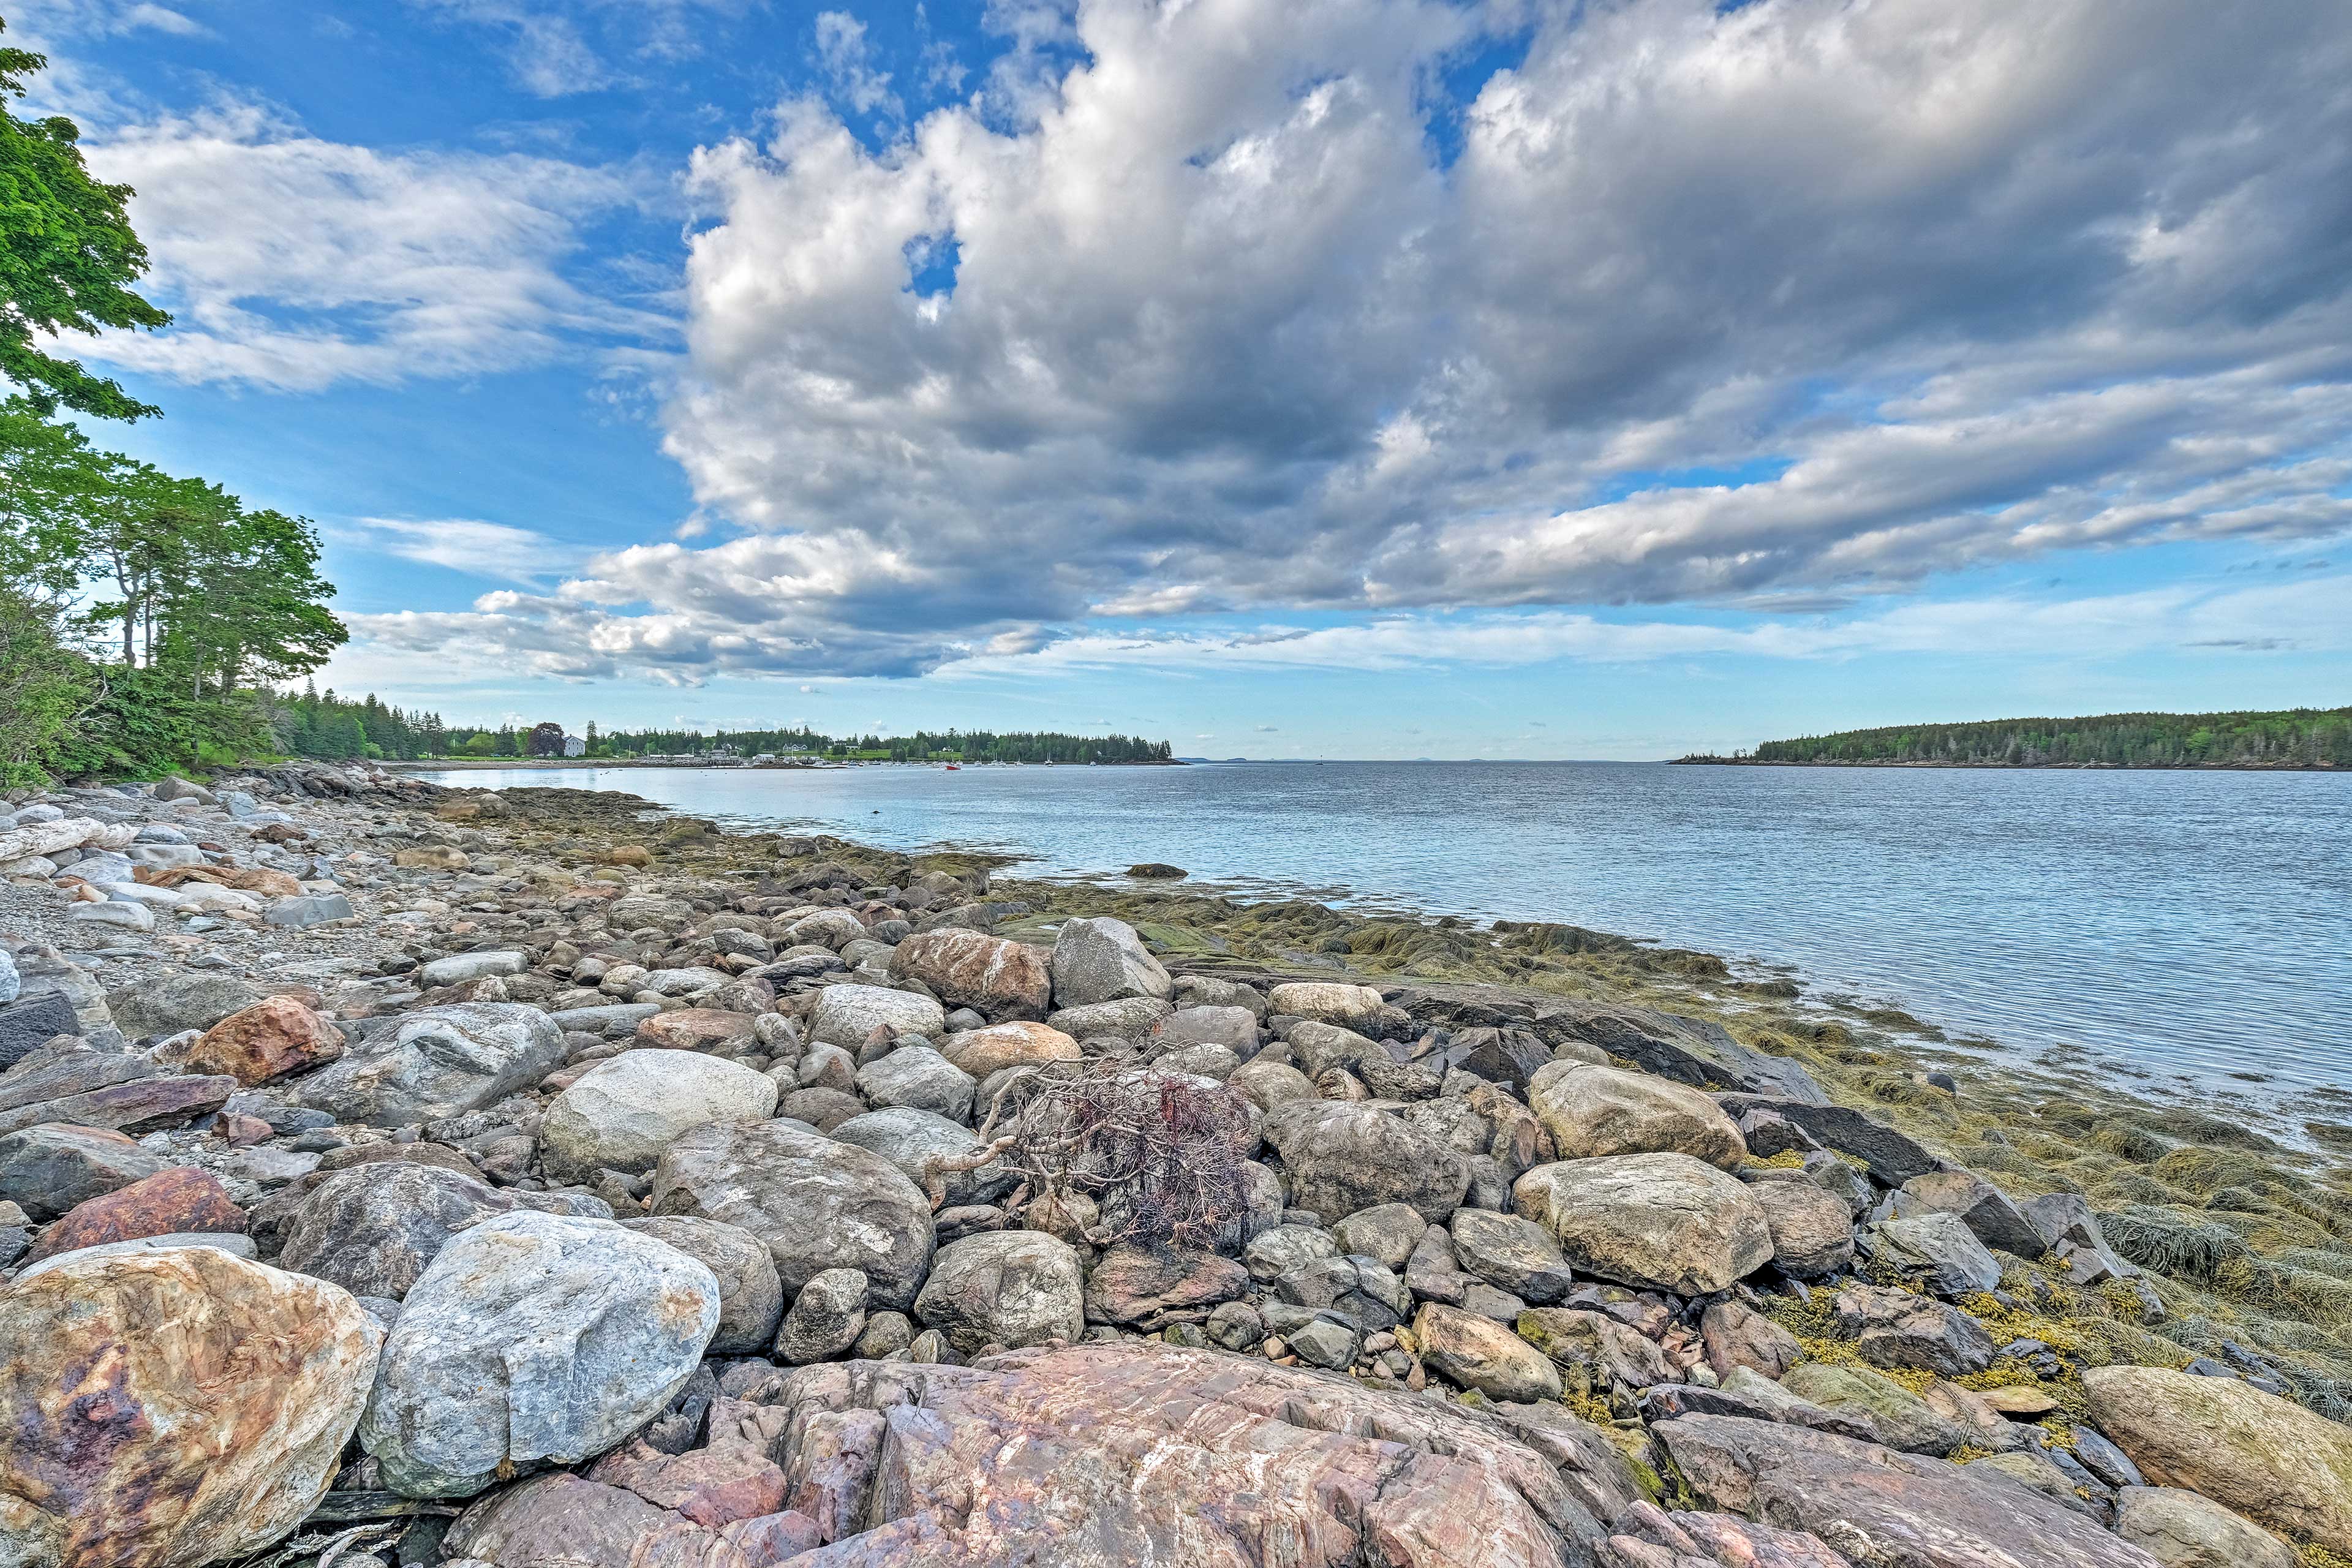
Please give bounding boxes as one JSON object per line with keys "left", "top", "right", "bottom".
{"left": 0, "top": 1123, "right": 168, "bottom": 1219}
{"left": 1716, "top": 1094, "right": 1940, "bottom": 1185}
{"left": 0, "top": 1073, "right": 235, "bottom": 1138}
{"left": 0, "top": 991, "right": 81, "bottom": 1067}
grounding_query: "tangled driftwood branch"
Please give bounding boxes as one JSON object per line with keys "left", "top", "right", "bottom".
{"left": 919, "top": 1061, "right": 1253, "bottom": 1250}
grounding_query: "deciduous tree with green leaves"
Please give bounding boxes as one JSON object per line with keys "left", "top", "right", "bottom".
{"left": 0, "top": 21, "right": 170, "bottom": 420}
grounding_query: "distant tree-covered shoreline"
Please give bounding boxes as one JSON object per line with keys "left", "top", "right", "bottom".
{"left": 1678, "top": 707, "right": 2350, "bottom": 769}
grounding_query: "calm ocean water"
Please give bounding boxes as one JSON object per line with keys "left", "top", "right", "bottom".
{"left": 423, "top": 761, "right": 2352, "bottom": 1099}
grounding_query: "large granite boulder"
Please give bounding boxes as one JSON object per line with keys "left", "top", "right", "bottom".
{"left": 748, "top": 1341, "right": 1605, "bottom": 1566}
{"left": 1266, "top": 981, "right": 1391, "bottom": 1031}
{"left": 1527, "top": 1061, "right": 1747, "bottom": 1169}
{"left": 808, "top": 984, "right": 948, "bottom": 1050}
{"left": 2084, "top": 1364, "right": 2352, "bottom": 1553}
{"left": 1260, "top": 1100, "right": 1471, "bottom": 1223}
{"left": 0, "top": 1248, "right": 381, "bottom": 1567}
{"left": 1049, "top": 916, "right": 1172, "bottom": 1008}
{"left": 280, "top": 1163, "right": 522, "bottom": 1300}
{"left": 889, "top": 929, "right": 1052, "bottom": 1020}
{"left": 619, "top": 1215, "right": 785, "bottom": 1354}
{"left": 1513, "top": 1154, "right": 1771, "bottom": 1295}
{"left": 358, "top": 1211, "right": 720, "bottom": 1498}
{"left": 1750, "top": 1177, "right": 1856, "bottom": 1278}
{"left": 856, "top": 1044, "right": 976, "bottom": 1123}
{"left": 913, "top": 1231, "right": 1086, "bottom": 1355}
{"left": 650, "top": 1118, "right": 937, "bottom": 1310}
{"left": 1654, "top": 1414, "right": 2161, "bottom": 1568}
{"left": 289, "top": 1003, "right": 565, "bottom": 1127}
{"left": 540, "top": 1047, "right": 778, "bottom": 1179}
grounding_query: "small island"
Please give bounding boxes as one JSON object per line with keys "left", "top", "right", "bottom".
{"left": 1676, "top": 706, "right": 2350, "bottom": 769}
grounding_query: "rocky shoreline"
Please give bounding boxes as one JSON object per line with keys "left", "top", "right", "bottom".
{"left": 3, "top": 761, "right": 2350, "bottom": 1568}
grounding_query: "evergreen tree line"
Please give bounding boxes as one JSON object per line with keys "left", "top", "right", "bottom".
{"left": 270, "top": 707, "right": 1177, "bottom": 764}
{"left": 1688, "top": 707, "right": 2352, "bottom": 767}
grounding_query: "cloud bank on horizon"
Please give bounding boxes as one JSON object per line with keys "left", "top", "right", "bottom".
{"left": 21, "top": 0, "right": 2352, "bottom": 713}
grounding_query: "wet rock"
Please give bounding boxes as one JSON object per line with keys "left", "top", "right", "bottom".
{"left": 1260, "top": 1099, "right": 1471, "bottom": 1223}
{"left": 1751, "top": 1177, "right": 1856, "bottom": 1278}
{"left": 1543, "top": 1003, "right": 1828, "bottom": 1104}
{"left": 622, "top": 1216, "right": 786, "bottom": 1354}
{"left": 1049, "top": 916, "right": 1173, "bottom": 1008}
{"left": 24, "top": 1164, "right": 246, "bottom": 1263}
{"left": 2084, "top": 1363, "right": 2352, "bottom": 1553}
{"left": 1901, "top": 1170, "right": 2046, "bottom": 1259}
{"left": 1515, "top": 1153, "right": 1771, "bottom": 1295}
{"left": 359, "top": 1210, "right": 720, "bottom": 1498}
{"left": 808, "top": 984, "right": 947, "bottom": 1050}
{"left": 0, "top": 991, "right": 81, "bottom": 1068}
{"left": 1086, "top": 1243, "right": 1250, "bottom": 1323}
{"left": 939, "top": 1020, "right": 1079, "bottom": 1077}
{"left": 889, "top": 929, "right": 1052, "bottom": 1020}
{"left": 1864, "top": 1212, "right": 2004, "bottom": 1296}
{"left": 651, "top": 1118, "right": 937, "bottom": 1310}
{"left": 290, "top": 1002, "right": 565, "bottom": 1127}
{"left": 777, "top": 1266, "right": 870, "bottom": 1363}
{"left": 541, "top": 1048, "right": 779, "bottom": 1180}
{"left": 1657, "top": 1414, "right": 2157, "bottom": 1568}
{"left": 2115, "top": 1487, "right": 2300, "bottom": 1568}
{"left": 914, "top": 1231, "right": 1086, "bottom": 1354}
{"left": 1714, "top": 1094, "right": 1938, "bottom": 1185}
{"left": 755, "top": 1341, "right": 1596, "bottom": 1566}
{"left": 1528, "top": 1061, "right": 1747, "bottom": 1169}
{"left": 0, "top": 1123, "right": 168, "bottom": 1219}
{"left": 184, "top": 995, "right": 345, "bottom": 1085}
{"left": 0, "top": 1247, "right": 381, "bottom": 1566}
{"left": 1830, "top": 1283, "right": 1996, "bottom": 1377}
{"left": 280, "top": 1163, "right": 522, "bottom": 1300}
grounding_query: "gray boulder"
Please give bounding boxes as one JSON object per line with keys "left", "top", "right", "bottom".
{"left": 357, "top": 1211, "right": 719, "bottom": 1498}
{"left": 107, "top": 973, "right": 262, "bottom": 1041}
{"left": 1866, "top": 1212, "right": 2004, "bottom": 1296}
{"left": 855, "top": 1044, "right": 976, "bottom": 1123}
{"left": 649, "top": 1118, "right": 936, "bottom": 1309}
{"left": 1447, "top": 1207, "right": 1576, "bottom": 1303}
{"left": 0, "top": 1124, "right": 167, "bottom": 1220}
{"left": 1902, "top": 1169, "right": 2047, "bottom": 1259}
{"left": 265, "top": 892, "right": 354, "bottom": 929}
{"left": 1259, "top": 1100, "right": 1470, "bottom": 1223}
{"left": 540, "top": 1048, "right": 778, "bottom": 1179}
{"left": 290, "top": 1003, "right": 565, "bottom": 1127}
{"left": 279, "top": 1163, "right": 521, "bottom": 1300}
{"left": 1751, "top": 1177, "right": 1857, "bottom": 1278}
{"left": 1527, "top": 1061, "right": 1747, "bottom": 1169}
{"left": 619, "top": 1215, "right": 785, "bottom": 1354}
{"left": 415, "top": 951, "right": 528, "bottom": 989}
{"left": 2116, "top": 1487, "right": 2299, "bottom": 1568}
{"left": 1830, "top": 1283, "right": 1996, "bottom": 1377}
{"left": 808, "top": 984, "right": 946, "bottom": 1050}
{"left": 775, "top": 1265, "right": 869, "bottom": 1363}
{"left": 914, "top": 1231, "right": 1085, "bottom": 1355}
{"left": 1049, "top": 916, "right": 1172, "bottom": 1009}
{"left": 829, "top": 1106, "right": 1016, "bottom": 1207}
{"left": 1047, "top": 995, "right": 1174, "bottom": 1040}
{"left": 1150, "top": 1006, "right": 1260, "bottom": 1057}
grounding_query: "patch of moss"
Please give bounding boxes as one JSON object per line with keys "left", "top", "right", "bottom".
{"left": 1744, "top": 1150, "right": 1810, "bottom": 1171}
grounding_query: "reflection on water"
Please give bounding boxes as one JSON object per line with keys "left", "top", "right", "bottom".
{"left": 421, "top": 761, "right": 2352, "bottom": 1098}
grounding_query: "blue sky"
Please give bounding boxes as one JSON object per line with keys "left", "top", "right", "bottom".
{"left": 15, "top": 0, "right": 2351, "bottom": 756}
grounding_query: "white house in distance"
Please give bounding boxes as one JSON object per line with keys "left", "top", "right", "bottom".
{"left": 563, "top": 734, "right": 586, "bottom": 758}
